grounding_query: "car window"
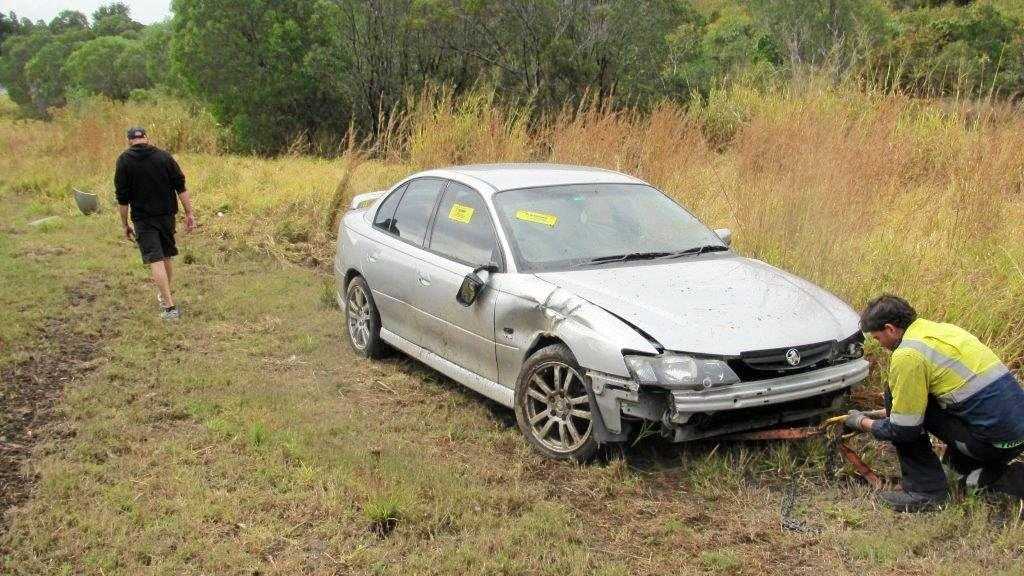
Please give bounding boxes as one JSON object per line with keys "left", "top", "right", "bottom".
{"left": 372, "top": 183, "right": 407, "bottom": 233}
{"left": 428, "top": 181, "right": 502, "bottom": 268}
{"left": 493, "top": 183, "right": 724, "bottom": 272}
{"left": 389, "top": 178, "right": 444, "bottom": 245}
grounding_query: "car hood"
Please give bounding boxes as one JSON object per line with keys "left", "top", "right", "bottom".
{"left": 534, "top": 255, "right": 860, "bottom": 356}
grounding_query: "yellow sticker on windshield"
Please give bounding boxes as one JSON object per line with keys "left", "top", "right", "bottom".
{"left": 448, "top": 203, "right": 475, "bottom": 223}
{"left": 516, "top": 210, "right": 558, "bottom": 227}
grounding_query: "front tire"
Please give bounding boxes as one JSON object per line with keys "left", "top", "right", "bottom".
{"left": 345, "top": 275, "right": 384, "bottom": 359}
{"left": 514, "top": 344, "right": 598, "bottom": 462}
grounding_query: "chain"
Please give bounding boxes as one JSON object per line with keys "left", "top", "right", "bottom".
{"left": 779, "top": 427, "right": 848, "bottom": 534}
{"left": 779, "top": 474, "right": 822, "bottom": 534}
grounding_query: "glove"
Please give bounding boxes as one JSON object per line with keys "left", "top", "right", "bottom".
{"left": 844, "top": 410, "right": 867, "bottom": 432}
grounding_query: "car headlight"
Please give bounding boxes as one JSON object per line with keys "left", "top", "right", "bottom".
{"left": 833, "top": 332, "right": 865, "bottom": 361}
{"left": 624, "top": 353, "right": 740, "bottom": 390}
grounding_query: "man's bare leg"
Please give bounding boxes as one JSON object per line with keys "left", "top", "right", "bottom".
{"left": 151, "top": 260, "right": 174, "bottom": 308}
{"left": 164, "top": 257, "right": 173, "bottom": 287}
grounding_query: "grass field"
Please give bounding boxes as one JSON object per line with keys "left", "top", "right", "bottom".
{"left": 1, "top": 88, "right": 1024, "bottom": 574}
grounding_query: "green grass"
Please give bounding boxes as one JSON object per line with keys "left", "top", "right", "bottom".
{"left": 1, "top": 182, "right": 1023, "bottom": 575}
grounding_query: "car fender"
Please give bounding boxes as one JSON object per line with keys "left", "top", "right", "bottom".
{"left": 492, "top": 274, "right": 658, "bottom": 387}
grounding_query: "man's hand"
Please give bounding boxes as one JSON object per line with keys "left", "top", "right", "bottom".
{"left": 124, "top": 223, "right": 134, "bottom": 240}
{"left": 185, "top": 211, "right": 196, "bottom": 232}
{"left": 844, "top": 410, "right": 869, "bottom": 432}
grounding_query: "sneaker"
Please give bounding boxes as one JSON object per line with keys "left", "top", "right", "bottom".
{"left": 161, "top": 306, "right": 181, "bottom": 320}
{"left": 878, "top": 489, "right": 948, "bottom": 512}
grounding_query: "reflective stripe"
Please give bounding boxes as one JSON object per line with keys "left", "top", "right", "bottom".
{"left": 994, "top": 438, "right": 1024, "bottom": 449}
{"left": 937, "top": 363, "right": 1010, "bottom": 407}
{"left": 898, "top": 340, "right": 974, "bottom": 380}
{"left": 898, "top": 340, "right": 1009, "bottom": 407}
{"left": 890, "top": 412, "right": 924, "bottom": 427}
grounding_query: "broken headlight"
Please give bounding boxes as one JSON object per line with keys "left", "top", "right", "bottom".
{"left": 624, "top": 353, "right": 740, "bottom": 390}
{"left": 832, "top": 332, "right": 865, "bottom": 361}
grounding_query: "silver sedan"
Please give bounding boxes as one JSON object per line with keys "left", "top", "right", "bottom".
{"left": 334, "top": 164, "right": 868, "bottom": 460}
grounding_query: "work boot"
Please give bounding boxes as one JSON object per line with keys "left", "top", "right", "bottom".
{"left": 967, "top": 462, "right": 1024, "bottom": 498}
{"left": 878, "top": 489, "right": 947, "bottom": 512}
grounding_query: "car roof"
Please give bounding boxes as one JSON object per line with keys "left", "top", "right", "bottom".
{"left": 414, "top": 163, "right": 646, "bottom": 195}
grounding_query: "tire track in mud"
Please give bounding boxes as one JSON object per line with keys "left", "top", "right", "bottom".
{"left": 0, "top": 284, "right": 104, "bottom": 543}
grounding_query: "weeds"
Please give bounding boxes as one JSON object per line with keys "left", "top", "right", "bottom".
{"left": 2, "top": 82, "right": 1023, "bottom": 574}
{"left": 365, "top": 494, "right": 402, "bottom": 538}
{"left": 4, "top": 86, "right": 1022, "bottom": 373}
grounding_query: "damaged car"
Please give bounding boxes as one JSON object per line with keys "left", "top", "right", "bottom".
{"left": 335, "top": 164, "right": 868, "bottom": 460}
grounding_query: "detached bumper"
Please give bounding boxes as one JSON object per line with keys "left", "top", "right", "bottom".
{"left": 669, "top": 358, "right": 869, "bottom": 418}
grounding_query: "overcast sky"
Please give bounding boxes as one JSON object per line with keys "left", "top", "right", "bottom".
{"left": 4, "top": 1, "right": 172, "bottom": 25}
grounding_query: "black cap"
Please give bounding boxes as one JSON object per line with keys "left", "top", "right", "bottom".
{"left": 126, "top": 126, "right": 147, "bottom": 140}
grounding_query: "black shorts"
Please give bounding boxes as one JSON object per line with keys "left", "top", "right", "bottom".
{"left": 134, "top": 215, "right": 178, "bottom": 264}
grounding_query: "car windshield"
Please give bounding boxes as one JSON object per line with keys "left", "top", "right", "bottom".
{"left": 493, "top": 183, "right": 726, "bottom": 272}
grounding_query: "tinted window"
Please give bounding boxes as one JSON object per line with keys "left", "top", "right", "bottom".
{"left": 390, "top": 178, "right": 445, "bottom": 245}
{"left": 429, "top": 182, "right": 502, "bottom": 267}
{"left": 372, "top": 183, "right": 407, "bottom": 233}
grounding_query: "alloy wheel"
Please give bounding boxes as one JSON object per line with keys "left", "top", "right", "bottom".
{"left": 347, "top": 283, "right": 372, "bottom": 350}
{"left": 523, "top": 361, "right": 593, "bottom": 453}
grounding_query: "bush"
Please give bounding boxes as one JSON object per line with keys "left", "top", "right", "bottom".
{"left": 868, "top": 3, "right": 1024, "bottom": 98}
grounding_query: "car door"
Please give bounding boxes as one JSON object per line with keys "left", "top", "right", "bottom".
{"left": 360, "top": 178, "right": 446, "bottom": 345}
{"left": 410, "top": 181, "right": 503, "bottom": 382}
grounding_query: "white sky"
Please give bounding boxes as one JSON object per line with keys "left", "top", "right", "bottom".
{"left": 3, "top": 0, "right": 172, "bottom": 25}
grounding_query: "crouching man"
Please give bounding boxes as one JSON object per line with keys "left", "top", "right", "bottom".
{"left": 847, "top": 295, "right": 1024, "bottom": 511}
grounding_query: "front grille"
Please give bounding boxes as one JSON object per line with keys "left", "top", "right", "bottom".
{"left": 729, "top": 340, "right": 836, "bottom": 381}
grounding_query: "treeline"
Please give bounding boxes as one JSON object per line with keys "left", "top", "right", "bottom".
{"left": 2, "top": 1, "right": 1023, "bottom": 154}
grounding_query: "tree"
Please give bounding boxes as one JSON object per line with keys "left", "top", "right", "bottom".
{"left": 661, "top": 6, "right": 781, "bottom": 98}
{"left": 139, "top": 22, "right": 181, "bottom": 89}
{"left": 92, "top": 3, "right": 144, "bottom": 36}
{"left": 49, "top": 10, "right": 90, "bottom": 34}
{"left": 24, "top": 36, "right": 81, "bottom": 113}
{"left": 749, "top": 0, "right": 890, "bottom": 70}
{"left": 64, "top": 35, "right": 151, "bottom": 99}
{"left": 868, "top": 3, "right": 1024, "bottom": 97}
{"left": 1, "top": 12, "right": 25, "bottom": 48}
{"left": 171, "top": 0, "right": 354, "bottom": 153}
{"left": 0, "top": 29, "right": 51, "bottom": 109}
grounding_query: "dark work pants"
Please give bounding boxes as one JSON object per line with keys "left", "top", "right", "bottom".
{"left": 885, "top": 391, "right": 1024, "bottom": 495}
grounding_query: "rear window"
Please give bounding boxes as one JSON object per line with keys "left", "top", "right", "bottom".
{"left": 388, "top": 178, "right": 445, "bottom": 245}
{"left": 372, "top": 183, "right": 407, "bottom": 233}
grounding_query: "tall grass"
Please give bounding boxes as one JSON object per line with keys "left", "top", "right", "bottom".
{"left": 1, "top": 83, "right": 1022, "bottom": 367}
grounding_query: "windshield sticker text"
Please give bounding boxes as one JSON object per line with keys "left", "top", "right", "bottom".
{"left": 515, "top": 210, "right": 558, "bottom": 227}
{"left": 448, "top": 203, "right": 475, "bottom": 223}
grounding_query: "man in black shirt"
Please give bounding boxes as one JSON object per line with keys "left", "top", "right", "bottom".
{"left": 115, "top": 127, "right": 196, "bottom": 320}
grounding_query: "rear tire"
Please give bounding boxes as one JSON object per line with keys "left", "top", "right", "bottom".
{"left": 514, "top": 344, "right": 598, "bottom": 462}
{"left": 345, "top": 275, "right": 385, "bottom": 359}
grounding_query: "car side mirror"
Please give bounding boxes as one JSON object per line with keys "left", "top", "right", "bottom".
{"left": 456, "top": 264, "right": 499, "bottom": 307}
{"left": 714, "top": 227, "right": 732, "bottom": 247}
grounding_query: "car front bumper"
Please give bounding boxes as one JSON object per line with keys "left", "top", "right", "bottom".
{"left": 588, "top": 358, "right": 869, "bottom": 441}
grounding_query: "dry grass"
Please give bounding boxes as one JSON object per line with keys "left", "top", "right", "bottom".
{"left": 3, "top": 85, "right": 1021, "bottom": 363}
{"left": 2, "top": 185, "right": 1022, "bottom": 575}
{"left": 3, "top": 86, "right": 1024, "bottom": 574}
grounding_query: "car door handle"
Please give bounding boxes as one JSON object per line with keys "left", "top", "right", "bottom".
{"left": 417, "top": 271, "right": 431, "bottom": 286}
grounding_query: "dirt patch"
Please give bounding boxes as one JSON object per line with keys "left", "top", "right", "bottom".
{"left": 0, "top": 287, "right": 102, "bottom": 534}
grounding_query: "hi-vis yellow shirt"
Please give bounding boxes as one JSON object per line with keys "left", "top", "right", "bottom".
{"left": 887, "top": 318, "right": 1008, "bottom": 427}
